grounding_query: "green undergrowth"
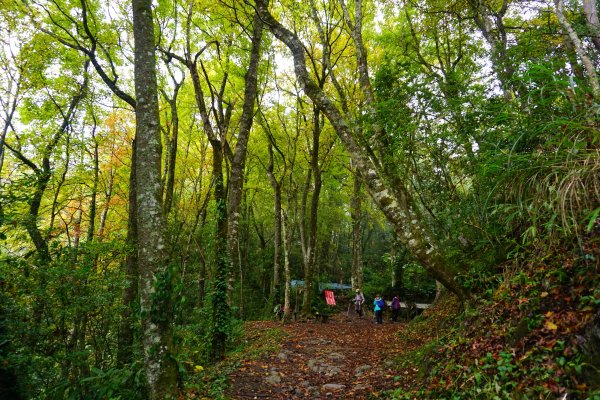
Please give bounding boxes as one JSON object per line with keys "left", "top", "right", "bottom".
{"left": 387, "top": 237, "right": 600, "bottom": 399}
{"left": 180, "top": 322, "right": 287, "bottom": 399}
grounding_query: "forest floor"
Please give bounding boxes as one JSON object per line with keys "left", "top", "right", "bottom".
{"left": 225, "top": 313, "right": 409, "bottom": 399}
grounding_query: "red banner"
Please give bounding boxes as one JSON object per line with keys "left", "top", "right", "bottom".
{"left": 324, "top": 290, "right": 336, "bottom": 305}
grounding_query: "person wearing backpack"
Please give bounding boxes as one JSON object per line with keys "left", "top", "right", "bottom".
{"left": 391, "top": 294, "right": 401, "bottom": 322}
{"left": 353, "top": 289, "right": 365, "bottom": 318}
{"left": 373, "top": 294, "right": 385, "bottom": 324}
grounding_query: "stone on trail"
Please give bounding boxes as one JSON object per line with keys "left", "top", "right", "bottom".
{"left": 354, "top": 383, "right": 372, "bottom": 391}
{"left": 326, "top": 352, "right": 346, "bottom": 362}
{"left": 307, "top": 357, "right": 342, "bottom": 376}
{"left": 322, "top": 383, "right": 346, "bottom": 391}
{"left": 265, "top": 370, "right": 281, "bottom": 385}
{"left": 354, "top": 364, "right": 372, "bottom": 376}
{"left": 325, "top": 365, "right": 342, "bottom": 376}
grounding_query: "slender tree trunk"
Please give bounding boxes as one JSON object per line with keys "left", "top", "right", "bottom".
{"left": 87, "top": 127, "right": 99, "bottom": 242}
{"left": 65, "top": 196, "right": 87, "bottom": 388}
{"left": 210, "top": 140, "right": 230, "bottom": 361}
{"left": 160, "top": 75, "right": 182, "bottom": 216}
{"left": 72, "top": 205, "right": 83, "bottom": 249}
{"left": 267, "top": 142, "right": 282, "bottom": 305}
{"left": 163, "top": 100, "right": 178, "bottom": 216}
{"left": 282, "top": 209, "right": 293, "bottom": 322}
{"left": 132, "top": 1, "right": 178, "bottom": 397}
{"left": 181, "top": 35, "right": 232, "bottom": 360}
{"left": 186, "top": 55, "right": 231, "bottom": 360}
{"left": 49, "top": 135, "right": 70, "bottom": 235}
{"left": 182, "top": 140, "right": 209, "bottom": 287}
{"left": 98, "top": 167, "right": 114, "bottom": 240}
{"left": 25, "top": 169, "right": 51, "bottom": 262}
{"left": 350, "top": 167, "right": 363, "bottom": 291}
{"left": 0, "top": 70, "right": 20, "bottom": 176}
{"left": 300, "top": 107, "right": 323, "bottom": 315}
{"left": 299, "top": 165, "right": 310, "bottom": 309}
{"left": 118, "top": 140, "right": 139, "bottom": 367}
{"left": 228, "top": 6, "right": 264, "bottom": 298}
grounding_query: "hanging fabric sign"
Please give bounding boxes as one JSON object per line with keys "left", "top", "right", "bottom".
{"left": 324, "top": 290, "right": 336, "bottom": 305}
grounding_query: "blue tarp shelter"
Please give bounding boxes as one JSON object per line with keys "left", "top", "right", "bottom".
{"left": 291, "top": 280, "right": 352, "bottom": 292}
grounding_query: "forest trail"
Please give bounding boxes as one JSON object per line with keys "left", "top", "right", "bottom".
{"left": 227, "top": 313, "right": 407, "bottom": 399}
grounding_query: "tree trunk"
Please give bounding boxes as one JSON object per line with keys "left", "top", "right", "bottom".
{"left": 583, "top": 0, "right": 600, "bottom": 53}
{"left": 0, "top": 68, "right": 20, "bottom": 177}
{"left": 117, "top": 140, "right": 139, "bottom": 367}
{"left": 300, "top": 107, "right": 323, "bottom": 315}
{"left": 87, "top": 127, "right": 99, "bottom": 242}
{"left": 161, "top": 82, "right": 180, "bottom": 216}
{"left": 132, "top": 0, "right": 178, "bottom": 397}
{"left": 210, "top": 139, "right": 230, "bottom": 361}
{"left": 25, "top": 169, "right": 51, "bottom": 262}
{"left": 228, "top": 5, "right": 264, "bottom": 301}
{"left": 350, "top": 167, "right": 363, "bottom": 291}
{"left": 466, "top": 0, "right": 515, "bottom": 99}
{"left": 555, "top": 0, "right": 600, "bottom": 98}
{"left": 267, "top": 142, "right": 282, "bottom": 305}
{"left": 98, "top": 166, "right": 114, "bottom": 240}
{"left": 282, "top": 209, "right": 293, "bottom": 322}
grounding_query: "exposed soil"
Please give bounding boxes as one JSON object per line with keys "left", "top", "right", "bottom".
{"left": 226, "top": 313, "right": 407, "bottom": 399}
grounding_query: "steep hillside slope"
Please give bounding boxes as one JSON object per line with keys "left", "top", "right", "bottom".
{"left": 388, "top": 227, "right": 600, "bottom": 399}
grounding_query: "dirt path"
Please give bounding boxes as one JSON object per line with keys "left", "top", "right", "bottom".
{"left": 227, "top": 314, "right": 407, "bottom": 399}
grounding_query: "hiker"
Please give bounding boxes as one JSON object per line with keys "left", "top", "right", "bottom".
{"left": 273, "top": 304, "right": 284, "bottom": 320}
{"left": 391, "top": 294, "right": 401, "bottom": 322}
{"left": 353, "top": 289, "right": 365, "bottom": 318}
{"left": 373, "top": 294, "right": 385, "bottom": 324}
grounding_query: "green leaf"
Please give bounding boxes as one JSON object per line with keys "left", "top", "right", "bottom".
{"left": 585, "top": 207, "right": 600, "bottom": 232}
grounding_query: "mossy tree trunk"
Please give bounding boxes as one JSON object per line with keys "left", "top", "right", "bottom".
{"left": 132, "top": 0, "right": 178, "bottom": 397}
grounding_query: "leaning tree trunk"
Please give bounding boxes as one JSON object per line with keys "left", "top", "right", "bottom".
{"left": 0, "top": 69, "right": 20, "bottom": 177}
{"left": 255, "top": 0, "right": 469, "bottom": 301}
{"left": 132, "top": 0, "right": 178, "bottom": 397}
